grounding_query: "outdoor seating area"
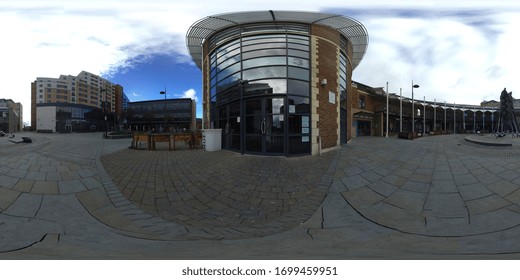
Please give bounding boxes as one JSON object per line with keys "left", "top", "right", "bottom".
{"left": 131, "top": 132, "right": 202, "bottom": 151}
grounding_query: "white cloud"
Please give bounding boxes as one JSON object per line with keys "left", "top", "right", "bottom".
{"left": 353, "top": 9, "right": 520, "bottom": 105}
{"left": 1, "top": 0, "right": 519, "bottom": 123}
{"left": 176, "top": 89, "right": 198, "bottom": 102}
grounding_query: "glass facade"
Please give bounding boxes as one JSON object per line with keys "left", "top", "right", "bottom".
{"left": 209, "top": 24, "right": 311, "bottom": 155}
{"left": 127, "top": 99, "right": 195, "bottom": 133}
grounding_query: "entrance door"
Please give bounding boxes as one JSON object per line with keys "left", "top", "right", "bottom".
{"left": 219, "top": 101, "right": 241, "bottom": 151}
{"left": 245, "top": 97, "right": 285, "bottom": 155}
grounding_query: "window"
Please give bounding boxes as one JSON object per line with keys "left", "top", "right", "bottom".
{"left": 359, "top": 95, "right": 366, "bottom": 109}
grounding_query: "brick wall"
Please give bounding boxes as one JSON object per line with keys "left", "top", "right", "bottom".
{"left": 312, "top": 25, "right": 341, "bottom": 151}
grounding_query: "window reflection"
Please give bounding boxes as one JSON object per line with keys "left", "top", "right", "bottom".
{"left": 288, "top": 96, "right": 310, "bottom": 114}
{"left": 243, "top": 66, "right": 286, "bottom": 80}
{"left": 217, "top": 62, "right": 241, "bottom": 82}
{"left": 288, "top": 67, "right": 309, "bottom": 80}
{"left": 243, "top": 79, "right": 287, "bottom": 95}
{"left": 269, "top": 98, "right": 284, "bottom": 114}
{"left": 287, "top": 80, "right": 309, "bottom": 96}
{"left": 243, "top": 56, "right": 286, "bottom": 69}
{"left": 242, "top": 43, "right": 286, "bottom": 52}
{"left": 242, "top": 49, "right": 287, "bottom": 60}
{"left": 288, "top": 57, "right": 309, "bottom": 68}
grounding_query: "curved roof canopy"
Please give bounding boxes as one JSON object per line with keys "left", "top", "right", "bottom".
{"left": 186, "top": 10, "right": 369, "bottom": 70}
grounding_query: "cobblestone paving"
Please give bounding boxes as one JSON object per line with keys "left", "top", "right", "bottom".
{"left": 101, "top": 148, "right": 337, "bottom": 239}
{"left": 5, "top": 132, "right": 520, "bottom": 258}
{"left": 338, "top": 135, "right": 520, "bottom": 237}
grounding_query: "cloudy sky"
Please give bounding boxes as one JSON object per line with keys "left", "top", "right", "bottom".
{"left": 1, "top": 0, "right": 519, "bottom": 124}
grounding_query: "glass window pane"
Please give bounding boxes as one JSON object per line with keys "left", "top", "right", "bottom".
{"left": 267, "top": 115, "right": 284, "bottom": 135}
{"left": 288, "top": 57, "right": 309, "bottom": 68}
{"left": 288, "top": 34, "right": 309, "bottom": 42}
{"left": 288, "top": 96, "right": 310, "bottom": 114}
{"left": 287, "top": 80, "right": 309, "bottom": 96}
{"left": 243, "top": 79, "right": 287, "bottom": 95}
{"left": 288, "top": 67, "right": 309, "bottom": 80}
{"left": 242, "top": 42, "right": 286, "bottom": 52}
{"left": 216, "top": 40, "right": 240, "bottom": 57}
{"left": 217, "top": 48, "right": 241, "bottom": 64}
{"left": 242, "top": 35, "right": 286, "bottom": 45}
{"left": 268, "top": 98, "right": 284, "bottom": 114}
{"left": 289, "top": 136, "right": 310, "bottom": 155}
{"left": 266, "top": 136, "right": 284, "bottom": 153}
{"left": 243, "top": 66, "right": 286, "bottom": 80}
{"left": 288, "top": 49, "right": 308, "bottom": 58}
{"left": 245, "top": 99, "right": 262, "bottom": 114}
{"left": 288, "top": 43, "right": 309, "bottom": 51}
{"left": 217, "top": 54, "right": 241, "bottom": 70}
{"left": 217, "top": 85, "right": 241, "bottom": 104}
{"left": 217, "top": 62, "right": 241, "bottom": 82}
{"left": 242, "top": 49, "right": 286, "bottom": 60}
{"left": 243, "top": 56, "right": 286, "bottom": 69}
{"left": 217, "top": 73, "right": 240, "bottom": 90}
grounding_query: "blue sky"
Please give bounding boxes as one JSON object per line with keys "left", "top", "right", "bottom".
{"left": 1, "top": 0, "right": 519, "bottom": 123}
{"left": 107, "top": 54, "right": 202, "bottom": 104}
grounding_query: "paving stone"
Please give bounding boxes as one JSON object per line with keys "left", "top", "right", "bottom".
{"left": 458, "top": 182, "right": 494, "bottom": 201}
{"left": 12, "top": 179, "right": 34, "bottom": 193}
{"left": 423, "top": 193, "right": 467, "bottom": 218}
{"left": 58, "top": 180, "right": 87, "bottom": 194}
{"left": 383, "top": 190, "right": 428, "bottom": 214}
{"left": 465, "top": 195, "right": 512, "bottom": 215}
{"left": 0, "top": 175, "right": 20, "bottom": 189}
{"left": 487, "top": 180, "right": 519, "bottom": 197}
{"left": 0, "top": 188, "right": 21, "bottom": 211}
{"left": 3, "top": 192, "right": 42, "bottom": 217}
{"left": 31, "top": 181, "right": 59, "bottom": 195}
{"left": 454, "top": 174, "right": 479, "bottom": 186}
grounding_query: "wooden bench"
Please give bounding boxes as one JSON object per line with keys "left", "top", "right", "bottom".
{"left": 132, "top": 134, "right": 151, "bottom": 150}
{"left": 151, "top": 134, "right": 172, "bottom": 151}
{"left": 173, "top": 134, "right": 193, "bottom": 150}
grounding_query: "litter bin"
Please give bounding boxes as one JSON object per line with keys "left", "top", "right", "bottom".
{"left": 202, "top": 129, "right": 222, "bottom": 151}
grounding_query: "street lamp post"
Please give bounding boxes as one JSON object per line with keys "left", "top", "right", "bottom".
{"left": 444, "top": 101, "right": 447, "bottom": 131}
{"left": 160, "top": 88, "right": 166, "bottom": 132}
{"left": 101, "top": 88, "right": 107, "bottom": 138}
{"left": 399, "top": 88, "right": 402, "bottom": 133}
{"left": 386, "top": 82, "right": 389, "bottom": 138}
{"left": 411, "top": 82, "right": 419, "bottom": 135}
{"left": 423, "top": 96, "right": 426, "bottom": 136}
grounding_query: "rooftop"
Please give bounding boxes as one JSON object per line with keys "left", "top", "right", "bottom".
{"left": 186, "top": 10, "right": 369, "bottom": 69}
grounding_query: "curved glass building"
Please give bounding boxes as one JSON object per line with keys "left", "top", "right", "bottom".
{"left": 187, "top": 11, "right": 368, "bottom": 156}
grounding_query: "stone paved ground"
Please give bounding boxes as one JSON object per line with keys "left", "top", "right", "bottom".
{"left": 101, "top": 148, "right": 335, "bottom": 239}
{"left": 2, "top": 132, "right": 520, "bottom": 259}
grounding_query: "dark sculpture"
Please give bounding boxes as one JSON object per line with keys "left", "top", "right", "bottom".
{"left": 495, "top": 88, "right": 520, "bottom": 137}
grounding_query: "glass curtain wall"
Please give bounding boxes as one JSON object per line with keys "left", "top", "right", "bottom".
{"left": 209, "top": 24, "right": 311, "bottom": 156}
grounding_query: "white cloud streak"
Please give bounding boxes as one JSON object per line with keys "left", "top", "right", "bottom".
{"left": 1, "top": 0, "right": 519, "bottom": 123}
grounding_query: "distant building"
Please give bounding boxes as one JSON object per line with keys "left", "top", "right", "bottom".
{"left": 31, "top": 71, "right": 128, "bottom": 132}
{"left": 0, "top": 99, "right": 23, "bottom": 133}
{"left": 126, "top": 98, "right": 196, "bottom": 133}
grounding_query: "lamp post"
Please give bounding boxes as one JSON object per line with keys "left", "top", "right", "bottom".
{"left": 423, "top": 96, "right": 426, "bottom": 136}
{"left": 160, "top": 88, "right": 166, "bottom": 132}
{"left": 101, "top": 88, "right": 107, "bottom": 138}
{"left": 434, "top": 99, "right": 436, "bottom": 133}
{"left": 411, "top": 82, "right": 419, "bottom": 134}
{"left": 399, "top": 88, "right": 402, "bottom": 133}
{"left": 386, "top": 82, "right": 389, "bottom": 138}
{"left": 444, "top": 101, "right": 447, "bottom": 131}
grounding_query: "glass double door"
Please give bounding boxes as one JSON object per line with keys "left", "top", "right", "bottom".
{"left": 244, "top": 97, "right": 285, "bottom": 155}
{"left": 220, "top": 97, "right": 285, "bottom": 155}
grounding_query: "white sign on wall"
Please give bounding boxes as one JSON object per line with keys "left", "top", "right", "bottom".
{"left": 329, "top": 91, "right": 336, "bottom": 104}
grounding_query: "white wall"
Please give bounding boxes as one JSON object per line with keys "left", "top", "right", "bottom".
{"left": 37, "top": 106, "right": 56, "bottom": 132}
